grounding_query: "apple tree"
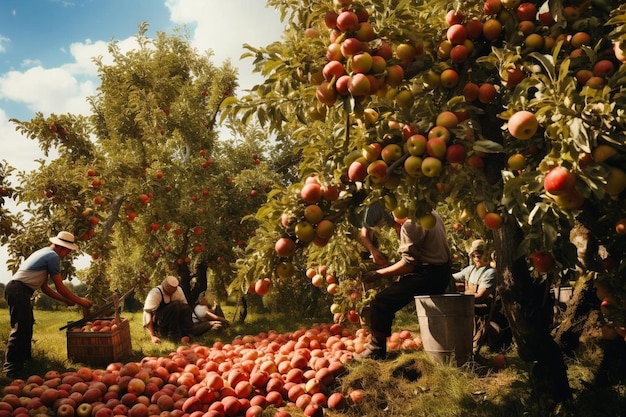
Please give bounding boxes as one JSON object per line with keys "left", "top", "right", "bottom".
{"left": 0, "top": 161, "right": 18, "bottom": 244}
{"left": 5, "top": 24, "right": 280, "bottom": 306}
{"left": 223, "top": 0, "right": 626, "bottom": 406}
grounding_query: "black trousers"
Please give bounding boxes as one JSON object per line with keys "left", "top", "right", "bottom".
{"left": 369, "top": 263, "right": 451, "bottom": 340}
{"left": 4, "top": 280, "right": 35, "bottom": 370}
{"left": 153, "top": 301, "right": 195, "bottom": 340}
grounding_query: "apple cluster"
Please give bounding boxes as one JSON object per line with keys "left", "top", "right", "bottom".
{"left": 70, "top": 318, "right": 126, "bottom": 333}
{"left": 305, "top": 264, "right": 336, "bottom": 293}
{"left": 346, "top": 111, "right": 468, "bottom": 189}
{"left": 0, "top": 323, "right": 425, "bottom": 417}
{"left": 315, "top": 0, "right": 422, "bottom": 107}
{"left": 272, "top": 176, "right": 340, "bottom": 265}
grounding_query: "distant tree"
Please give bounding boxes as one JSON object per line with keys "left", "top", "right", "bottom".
{"left": 5, "top": 24, "right": 281, "bottom": 308}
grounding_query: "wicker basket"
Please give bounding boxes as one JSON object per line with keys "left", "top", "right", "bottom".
{"left": 66, "top": 318, "right": 132, "bottom": 366}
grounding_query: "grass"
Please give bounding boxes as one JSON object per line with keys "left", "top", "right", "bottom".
{"left": 0, "top": 303, "right": 624, "bottom": 417}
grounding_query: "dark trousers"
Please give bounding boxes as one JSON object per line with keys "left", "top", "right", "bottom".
{"left": 153, "top": 301, "right": 195, "bottom": 340}
{"left": 369, "top": 264, "right": 451, "bottom": 344}
{"left": 4, "top": 280, "right": 35, "bottom": 371}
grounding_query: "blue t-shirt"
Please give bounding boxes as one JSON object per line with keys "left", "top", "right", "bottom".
{"left": 11, "top": 247, "right": 61, "bottom": 290}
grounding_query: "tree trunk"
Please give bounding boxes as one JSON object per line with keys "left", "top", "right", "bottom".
{"left": 493, "top": 217, "right": 572, "bottom": 405}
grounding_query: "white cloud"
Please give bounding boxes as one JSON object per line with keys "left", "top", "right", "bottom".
{"left": 0, "top": 35, "right": 9, "bottom": 53}
{"left": 21, "top": 59, "right": 42, "bottom": 68}
{"left": 164, "top": 0, "right": 285, "bottom": 91}
{"left": 0, "top": 66, "right": 94, "bottom": 115}
{"left": 0, "top": 108, "right": 40, "bottom": 172}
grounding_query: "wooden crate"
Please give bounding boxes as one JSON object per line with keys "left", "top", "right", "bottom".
{"left": 67, "top": 318, "right": 132, "bottom": 366}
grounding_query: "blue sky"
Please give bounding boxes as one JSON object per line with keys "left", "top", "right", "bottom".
{"left": 0, "top": 0, "right": 285, "bottom": 282}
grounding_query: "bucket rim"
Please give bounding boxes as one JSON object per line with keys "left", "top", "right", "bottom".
{"left": 414, "top": 293, "right": 473, "bottom": 300}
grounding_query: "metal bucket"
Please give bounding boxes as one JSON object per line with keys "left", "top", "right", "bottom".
{"left": 415, "top": 294, "right": 475, "bottom": 366}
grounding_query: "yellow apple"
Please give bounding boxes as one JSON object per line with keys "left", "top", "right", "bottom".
{"left": 507, "top": 153, "right": 526, "bottom": 170}
{"left": 435, "top": 111, "right": 459, "bottom": 128}
{"left": 381, "top": 143, "right": 404, "bottom": 164}
{"left": 403, "top": 156, "right": 423, "bottom": 177}
{"left": 295, "top": 221, "right": 315, "bottom": 242}
{"left": 405, "top": 134, "right": 427, "bottom": 156}
{"left": 421, "top": 157, "right": 443, "bottom": 177}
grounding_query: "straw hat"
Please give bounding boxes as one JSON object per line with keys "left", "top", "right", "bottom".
{"left": 161, "top": 276, "right": 179, "bottom": 294}
{"left": 469, "top": 239, "right": 486, "bottom": 255}
{"left": 49, "top": 231, "right": 79, "bottom": 251}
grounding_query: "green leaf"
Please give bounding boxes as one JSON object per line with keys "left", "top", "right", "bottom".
{"left": 473, "top": 140, "right": 504, "bottom": 154}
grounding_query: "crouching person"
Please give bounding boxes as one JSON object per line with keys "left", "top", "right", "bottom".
{"left": 143, "top": 276, "right": 213, "bottom": 344}
{"left": 193, "top": 291, "right": 230, "bottom": 331}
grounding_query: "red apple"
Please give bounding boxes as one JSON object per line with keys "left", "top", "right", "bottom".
{"left": 593, "top": 59, "right": 615, "bottom": 78}
{"left": 466, "top": 18, "right": 483, "bottom": 39}
{"left": 544, "top": 166, "right": 576, "bottom": 195}
{"left": 483, "top": 0, "right": 502, "bottom": 15}
{"left": 367, "top": 160, "right": 389, "bottom": 183}
{"left": 516, "top": 2, "right": 537, "bottom": 21}
{"left": 428, "top": 124, "right": 450, "bottom": 143}
{"left": 348, "top": 73, "right": 371, "bottom": 97}
{"left": 322, "top": 61, "right": 345, "bottom": 82}
{"left": 446, "top": 24, "right": 467, "bottom": 45}
{"left": 529, "top": 251, "right": 556, "bottom": 273}
{"left": 463, "top": 82, "right": 480, "bottom": 102}
{"left": 446, "top": 10, "right": 465, "bottom": 26}
{"left": 508, "top": 110, "right": 538, "bottom": 140}
{"left": 275, "top": 237, "right": 295, "bottom": 258}
{"left": 340, "top": 37, "right": 363, "bottom": 58}
{"left": 445, "top": 144, "right": 467, "bottom": 164}
{"left": 483, "top": 212, "right": 503, "bottom": 230}
{"left": 336, "top": 11, "right": 359, "bottom": 31}
{"left": 426, "top": 138, "right": 447, "bottom": 159}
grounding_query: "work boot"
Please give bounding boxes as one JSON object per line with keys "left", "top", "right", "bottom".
{"left": 357, "top": 343, "right": 387, "bottom": 360}
{"left": 356, "top": 332, "right": 387, "bottom": 360}
{"left": 2, "top": 361, "right": 23, "bottom": 379}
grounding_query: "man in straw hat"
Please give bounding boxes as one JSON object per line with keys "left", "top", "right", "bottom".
{"left": 143, "top": 276, "right": 214, "bottom": 344}
{"left": 3, "top": 231, "right": 93, "bottom": 377}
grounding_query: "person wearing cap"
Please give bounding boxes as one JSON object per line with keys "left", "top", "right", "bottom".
{"left": 192, "top": 291, "right": 229, "bottom": 331}
{"left": 453, "top": 239, "right": 498, "bottom": 351}
{"left": 143, "top": 276, "right": 214, "bottom": 344}
{"left": 3, "top": 231, "right": 93, "bottom": 377}
{"left": 453, "top": 239, "right": 496, "bottom": 301}
{"left": 359, "top": 209, "right": 451, "bottom": 360}
{"left": 358, "top": 201, "right": 402, "bottom": 267}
